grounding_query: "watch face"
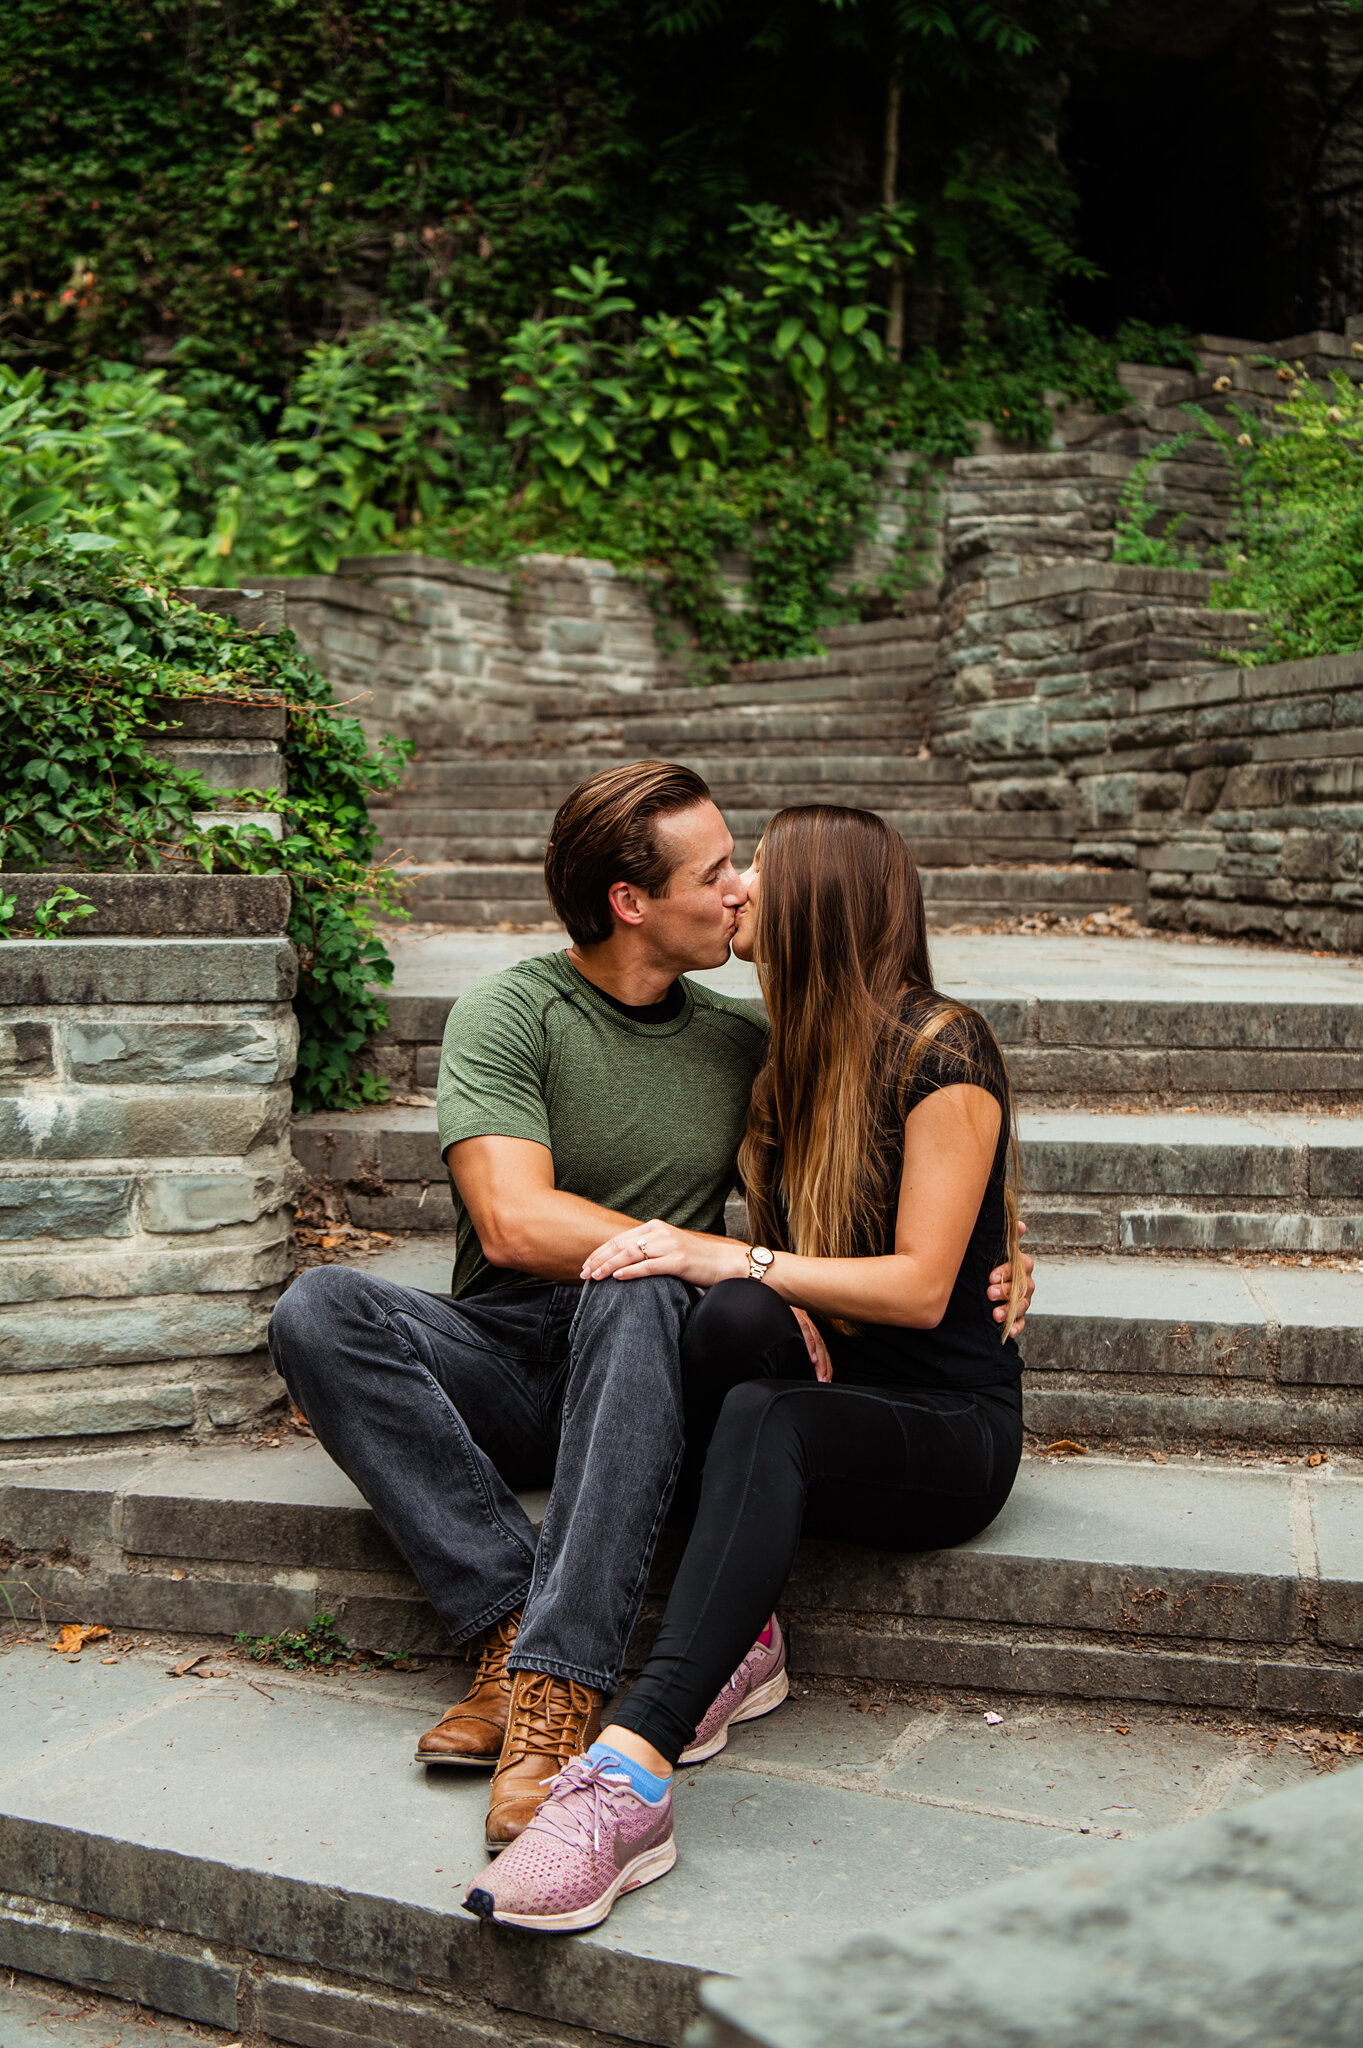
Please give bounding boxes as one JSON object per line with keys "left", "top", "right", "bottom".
{"left": 752, "top": 1246, "right": 774, "bottom": 1268}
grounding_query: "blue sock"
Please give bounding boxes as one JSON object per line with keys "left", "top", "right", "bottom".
{"left": 587, "top": 1740, "right": 670, "bottom": 1803}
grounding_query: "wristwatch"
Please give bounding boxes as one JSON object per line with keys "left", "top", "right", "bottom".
{"left": 747, "top": 1245, "right": 775, "bottom": 1283}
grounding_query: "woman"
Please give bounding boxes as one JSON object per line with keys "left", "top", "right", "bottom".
{"left": 463, "top": 804, "right": 1029, "bottom": 1932}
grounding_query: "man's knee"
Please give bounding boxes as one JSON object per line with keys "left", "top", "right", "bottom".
{"left": 571, "top": 1273, "right": 691, "bottom": 1343}
{"left": 268, "top": 1264, "right": 372, "bottom": 1377}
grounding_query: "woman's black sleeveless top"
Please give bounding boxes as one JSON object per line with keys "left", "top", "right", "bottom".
{"left": 822, "top": 995, "right": 1023, "bottom": 1394}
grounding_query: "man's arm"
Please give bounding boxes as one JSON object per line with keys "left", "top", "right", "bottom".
{"left": 447, "top": 1134, "right": 643, "bottom": 1283}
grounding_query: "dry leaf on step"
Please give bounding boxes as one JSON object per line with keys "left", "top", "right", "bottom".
{"left": 49, "top": 1624, "right": 110, "bottom": 1654}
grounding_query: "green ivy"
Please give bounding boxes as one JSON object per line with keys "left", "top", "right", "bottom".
{"left": 0, "top": 526, "right": 410, "bottom": 1110}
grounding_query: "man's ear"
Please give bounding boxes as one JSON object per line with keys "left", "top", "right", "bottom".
{"left": 606, "top": 878, "right": 647, "bottom": 928}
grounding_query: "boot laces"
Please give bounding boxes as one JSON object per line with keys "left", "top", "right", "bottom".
{"left": 466, "top": 1610, "right": 518, "bottom": 1687}
{"left": 504, "top": 1673, "right": 595, "bottom": 1765}
{"left": 530, "top": 1756, "right": 633, "bottom": 1856}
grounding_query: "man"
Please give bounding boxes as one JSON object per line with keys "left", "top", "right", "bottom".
{"left": 269, "top": 761, "right": 1032, "bottom": 1853}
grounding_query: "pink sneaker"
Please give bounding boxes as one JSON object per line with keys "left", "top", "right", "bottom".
{"left": 679, "top": 1615, "right": 789, "bottom": 1765}
{"left": 462, "top": 1754, "right": 675, "bottom": 1932}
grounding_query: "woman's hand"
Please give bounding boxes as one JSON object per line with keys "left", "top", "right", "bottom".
{"left": 792, "top": 1305, "right": 833, "bottom": 1383}
{"left": 581, "top": 1221, "right": 748, "bottom": 1290}
{"left": 988, "top": 1221, "right": 1035, "bottom": 1337}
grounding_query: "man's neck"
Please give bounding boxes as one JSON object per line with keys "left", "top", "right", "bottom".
{"left": 567, "top": 941, "right": 678, "bottom": 1009}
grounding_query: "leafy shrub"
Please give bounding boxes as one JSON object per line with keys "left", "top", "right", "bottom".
{"left": 0, "top": 526, "right": 409, "bottom": 1110}
{"left": 1206, "top": 374, "right": 1363, "bottom": 660}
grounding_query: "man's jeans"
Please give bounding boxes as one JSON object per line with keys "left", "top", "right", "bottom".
{"left": 267, "top": 1266, "right": 691, "bottom": 1694}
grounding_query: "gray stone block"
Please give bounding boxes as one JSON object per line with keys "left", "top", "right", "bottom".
{"left": 789, "top": 1620, "right": 1252, "bottom": 1709}
{"left": 1123, "top": 1211, "right": 1363, "bottom": 1254}
{"left": 0, "top": 939, "right": 298, "bottom": 1006}
{"left": 175, "top": 586, "right": 287, "bottom": 637}
{"left": 696, "top": 1767, "right": 1363, "bottom": 2048}
{"left": 0, "top": 1236, "right": 291, "bottom": 1305}
{"left": 121, "top": 1444, "right": 405, "bottom": 1573}
{"left": 0, "top": 1377, "right": 196, "bottom": 1439}
{"left": 0, "top": 1292, "right": 275, "bottom": 1369}
{"left": 141, "top": 1169, "right": 299, "bottom": 1234}
{"left": 67, "top": 1012, "right": 296, "bottom": 1086}
{"left": 0, "top": 1176, "right": 133, "bottom": 1240}
{"left": 144, "top": 689, "right": 286, "bottom": 737}
{"left": 0, "top": 1087, "right": 292, "bottom": 1162}
{"left": 146, "top": 738, "right": 284, "bottom": 792}
{"left": 0, "top": 1021, "right": 54, "bottom": 1077}
{"left": 256, "top": 1975, "right": 505, "bottom": 2048}
{"left": 6, "top": 872, "right": 290, "bottom": 939}
{"left": 0, "top": 1896, "right": 240, "bottom": 2027}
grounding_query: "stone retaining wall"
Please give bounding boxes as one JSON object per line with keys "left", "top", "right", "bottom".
{"left": 0, "top": 935, "right": 299, "bottom": 1448}
{"left": 255, "top": 551, "right": 673, "bottom": 750}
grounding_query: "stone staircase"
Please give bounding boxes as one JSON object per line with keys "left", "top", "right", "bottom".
{"left": 368, "top": 600, "right": 1124, "bottom": 928}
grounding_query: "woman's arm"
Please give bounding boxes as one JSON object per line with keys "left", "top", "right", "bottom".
{"left": 582, "top": 1082, "right": 1002, "bottom": 1331}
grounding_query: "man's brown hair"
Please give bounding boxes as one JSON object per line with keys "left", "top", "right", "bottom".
{"left": 543, "top": 760, "right": 712, "bottom": 946}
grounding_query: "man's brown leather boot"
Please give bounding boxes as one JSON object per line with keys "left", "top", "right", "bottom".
{"left": 484, "top": 1670, "right": 602, "bottom": 1850}
{"left": 414, "top": 1610, "right": 521, "bottom": 1768}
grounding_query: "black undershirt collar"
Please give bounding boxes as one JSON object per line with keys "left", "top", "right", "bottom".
{"left": 594, "top": 979, "right": 686, "bottom": 1024}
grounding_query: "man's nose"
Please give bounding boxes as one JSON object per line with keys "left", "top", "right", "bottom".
{"left": 722, "top": 865, "right": 747, "bottom": 903}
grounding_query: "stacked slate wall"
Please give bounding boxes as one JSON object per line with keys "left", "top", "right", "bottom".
{"left": 257, "top": 551, "right": 673, "bottom": 751}
{"left": 0, "top": 676, "right": 298, "bottom": 1452}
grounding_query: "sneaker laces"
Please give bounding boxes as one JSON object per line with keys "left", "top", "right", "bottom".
{"left": 527, "top": 1755, "right": 634, "bottom": 1856}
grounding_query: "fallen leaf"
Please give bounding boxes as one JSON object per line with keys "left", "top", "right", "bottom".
{"left": 1043, "top": 1439, "right": 1087, "bottom": 1457}
{"left": 169, "top": 1568, "right": 187, "bottom": 1581}
{"left": 100, "top": 1656, "right": 120, "bottom": 1666}
{"left": 1111, "top": 1723, "right": 1130, "bottom": 1735}
{"left": 49, "top": 1624, "right": 110, "bottom": 1655}
{"left": 168, "top": 1652, "right": 209, "bottom": 1677}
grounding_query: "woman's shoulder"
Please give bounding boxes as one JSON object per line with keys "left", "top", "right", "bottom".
{"left": 898, "top": 993, "right": 1006, "bottom": 1098}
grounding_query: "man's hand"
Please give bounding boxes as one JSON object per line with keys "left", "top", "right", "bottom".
{"left": 987, "top": 1221, "right": 1035, "bottom": 1338}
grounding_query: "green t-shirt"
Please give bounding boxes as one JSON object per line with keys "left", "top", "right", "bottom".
{"left": 436, "top": 950, "right": 769, "bottom": 1299}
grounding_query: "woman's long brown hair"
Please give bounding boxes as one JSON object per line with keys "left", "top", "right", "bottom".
{"left": 737, "top": 805, "right": 1026, "bottom": 1340}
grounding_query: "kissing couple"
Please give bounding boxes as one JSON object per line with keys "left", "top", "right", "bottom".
{"left": 270, "top": 759, "right": 1034, "bottom": 1931}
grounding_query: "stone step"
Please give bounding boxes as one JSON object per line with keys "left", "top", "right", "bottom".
{"left": 390, "top": 863, "right": 1142, "bottom": 928}
{"left": 2, "top": 1435, "right": 1359, "bottom": 1724}
{"left": 290, "top": 1104, "right": 1363, "bottom": 1262}
{"left": 0, "top": 1638, "right": 1319, "bottom": 2048}
{"left": 396, "top": 753, "right": 969, "bottom": 801}
{"left": 1021, "top": 1110, "right": 1363, "bottom": 1255}
{"left": 1025, "top": 1254, "right": 1363, "bottom": 1447}
{"left": 723, "top": 636, "right": 936, "bottom": 687}
{"left": 362, "top": 929, "right": 1363, "bottom": 1101}
{"left": 517, "top": 709, "right": 929, "bottom": 752}
{"left": 533, "top": 669, "right": 921, "bottom": 718}
{"left": 374, "top": 810, "right": 1076, "bottom": 868}
{"left": 4, "top": 872, "right": 290, "bottom": 939}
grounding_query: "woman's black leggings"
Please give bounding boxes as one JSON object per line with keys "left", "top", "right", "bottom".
{"left": 616, "top": 1278, "right": 1022, "bottom": 1767}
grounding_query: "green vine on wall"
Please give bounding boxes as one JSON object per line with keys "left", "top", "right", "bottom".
{"left": 0, "top": 526, "right": 409, "bottom": 1110}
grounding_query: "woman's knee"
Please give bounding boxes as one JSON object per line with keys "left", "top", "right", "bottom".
{"left": 682, "top": 1277, "right": 800, "bottom": 1377}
